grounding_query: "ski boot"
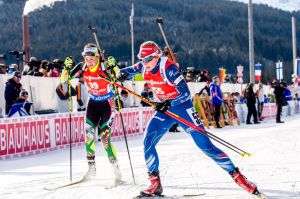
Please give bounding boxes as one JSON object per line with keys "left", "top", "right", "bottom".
{"left": 111, "top": 160, "right": 124, "bottom": 185}
{"left": 230, "top": 167, "right": 257, "bottom": 194}
{"left": 83, "top": 159, "right": 96, "bottom": 181}
{"left": 140, "top": 171, "right": 163, "bottom": 197}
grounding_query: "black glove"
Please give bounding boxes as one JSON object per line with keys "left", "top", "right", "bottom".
{"left": 117, "top": 72, "right": 129, "bottom": 82}
{"left": 155, "top": 100, "right": 171, "bottom": 113}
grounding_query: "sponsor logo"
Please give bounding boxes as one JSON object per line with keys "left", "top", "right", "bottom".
{"left": 146, "top": 80, "right": 164, "bottom": 85}
{"left": 186, "top": 127, "right": 193, "bottom": 134}
{"left": 86, "top": 76, "right": 101, "bottom": 81}
{"left": 153, "top": 116, "right": 165, "bottom": 122}
{"left": 169, "top": 70, "right": 179, "bottom": 77}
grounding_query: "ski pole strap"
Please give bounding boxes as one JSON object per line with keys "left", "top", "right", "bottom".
{"left": 98, "top": 74, "right": 251, "bottom": 157}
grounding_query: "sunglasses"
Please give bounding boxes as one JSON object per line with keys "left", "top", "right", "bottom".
{"left": 140, "top": 55, "right": 154, "bottom": 63}
{"left": 82, "top": 51, "right": 99, "bottom": 57}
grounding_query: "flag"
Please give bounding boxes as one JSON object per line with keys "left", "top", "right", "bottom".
{"left": 276, "top": 61, "right": 283, "bottom": 80}
{"left": 8, "top": 102, "right": 32, "bottom": 117}
{"left": 129, "top": 2, "right": 134, "bottom": 32}
{"left": 219, "top": 68, "right": 226, "bottom": 83}
{"left": 237, "top": 65, "right": 243, "bottom": 84}
{"left": 255, "top": 63, "right": 262, "bottom": 82}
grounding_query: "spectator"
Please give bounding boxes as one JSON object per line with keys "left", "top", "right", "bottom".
{"left": 50, "top": 59, "right": 63, "bottom": 77}
{"left": 294, "top": 93, "right": 300, "bottom": 101}
{"left": 141, "top": 83, "right": 154, "bottom": 107}
{"left": 27, "top": 57, "right": 42, "bottom": 76}
{"left": 0, "top": 108, "right": 3, "bottom": 118}
{"left": 272, "top": 80, "right": 286, "bottom": 123}
{"left": 198, "top": 80, "right": 210, "bottom": 96}
{"left": 75, "top": 64, "right": 88, "bottom": 112}
{"left": 4, "top": 71, "right": 22, "bottom": 115}
{"left": 246, "top": 83, "right": 259, "bottom": 124}
{"left": 210, "top": 76, "right": 223, "bottom": 128}
{"left": 283, "top": 83, "right": 292, "bottom": 102}
{"left": 22, "top": 64, "right": 30, "bottom": 75}
{"left": 120, "top": 90, "right": 130, "bottom": 108}
{"left": 12, "top": 90, "right": 31, "bottom": 115}
{"left": 0, "top": 63, "right": 7, "bottom": 74}
{"left": 256, "top": 84, "right": 264, "bottom": 121}
{"left": 198, "top": 69, "right": 209, "bottom": 82}
{"left": 7, "top": 64, "right": 18, "bottom": 74}
{"left": 185, "top": 73, "right": 193, "bottom": 82}
{"left": 39, "top": 60, "right": 50, "bottom": 77}
{"left": 163, "top": 46, "right": 177, "bottom": 61}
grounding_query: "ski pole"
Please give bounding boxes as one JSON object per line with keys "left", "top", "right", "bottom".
{"left": 156, "top": 17, "right": 177, "bottom": 62}
{"left": 110, "top": 71, "right": 136, "bottom": 185}
{"left": 88, "top": 26, "right": 105, "bottom": 70}
{"left": 99, "top": 74, "right": 251, "bottom": 157}
{"left": 67, "top": 66, "right": 73, "bottom": 182}
{"left": 88, "top": 26, "right": 136, "bottom": 184}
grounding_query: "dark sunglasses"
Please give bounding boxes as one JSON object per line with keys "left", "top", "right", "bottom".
{"left": 82, "top": 51, "right": 99, "bottom": 57}
{"left": 140, "top": 55, "right": 154, "bottom": 63}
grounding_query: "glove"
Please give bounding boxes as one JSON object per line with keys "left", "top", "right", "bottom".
{"left": 106, "top": 56, "right": 117, "bottom": 69}
{"left": 116, "top": 72, "right": 129, "bottom": 82}
{"left": 155, "top": 100, "right": 171, "bottom": 113}
{"left": 64, "top": 56, "right": 73, "bottom": 69}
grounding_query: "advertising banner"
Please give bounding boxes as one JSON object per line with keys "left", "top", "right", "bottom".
{"left": 0, "top": 108, "right": 154, "bottom": 160}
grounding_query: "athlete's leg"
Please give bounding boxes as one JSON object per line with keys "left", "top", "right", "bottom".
{"left": 84, "top": 100, "right": 102, "bottom": 179}
{"left": 144, "top": 112, "right": 174, "bottom": 173}
{"left": 171, "top": 100, "right": 236, "bottom": 173}
{"left": 140, "top": 111, "right": 175, "bottom": 196}
{"left": 85, "top": 100, "right": 101, "bottom": 162}
{"left": 98, "top": 100, "right": 122, "bottom": 183}
{"left": 99, "top": 110, "right": 117, "bottom": 163}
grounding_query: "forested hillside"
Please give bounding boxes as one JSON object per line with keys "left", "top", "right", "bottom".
{"left": 0, "top": 0, "right": 300, "bottom": 82}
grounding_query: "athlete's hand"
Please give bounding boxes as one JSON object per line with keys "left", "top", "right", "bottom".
{"left": 106, "top": 56, "right": 117, "bottom": 69}
{"left": 155, "top": 100, "right": 171, "bottom": 113}
{"left": 116, "top": 72, "right": 129, "bottom": 82}
{"left": 64, "top": 56, "right": 73, "bottom": 69}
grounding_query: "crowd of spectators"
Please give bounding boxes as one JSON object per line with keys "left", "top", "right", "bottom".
{"left": 1, "top": 56, "right": 300, "bottom": 122}
{"left": 0, "top": 56, "right": 64, "bottom": 77}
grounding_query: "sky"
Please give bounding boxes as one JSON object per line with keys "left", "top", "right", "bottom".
{"left": 0, "top": 114, "right": 300, "bottom": 199}
{"left": 229, "top": 0, "right": 300, "bottom": 12}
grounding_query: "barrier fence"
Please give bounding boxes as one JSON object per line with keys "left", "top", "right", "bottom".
{"left": 0, "top": 107, "right": 155, "bottom": 160}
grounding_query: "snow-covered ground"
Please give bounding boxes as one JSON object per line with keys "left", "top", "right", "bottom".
{"left": 1, "top": 115, "right": 300, "bottom": 199}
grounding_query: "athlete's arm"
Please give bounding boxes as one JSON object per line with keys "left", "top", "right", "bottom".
{"left": 165, "top": 65, "right": 191, "bottom": 106}
{"left": 119, "top": 62, "right": 144, "bottom": 79}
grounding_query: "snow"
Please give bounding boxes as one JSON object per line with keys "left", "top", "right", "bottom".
{"left": 228, "top": 0, "right": 300, "bottom": 12}
{"left": 23, "top": 0, "right": 65, "bottom": 16}
{"left": 1, "top": 115, "right": 300, "bottom": 199}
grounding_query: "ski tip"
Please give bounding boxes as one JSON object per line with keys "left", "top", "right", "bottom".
{"left": 253, "top": 190, "right": 269, "bottom": 199}
{"left": 241, "top": 153, "right": 252, "bottom": 157}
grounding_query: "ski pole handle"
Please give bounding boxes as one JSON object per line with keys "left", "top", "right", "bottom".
{"left": 155, "top": 17, "right": 177, "bottom": 62}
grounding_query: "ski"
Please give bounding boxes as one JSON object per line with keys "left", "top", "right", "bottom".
{"left": 104, "top": 180, "right": 129, "bottom": 189}
{"left": 133, "top": 193, "right": 206, "bottom": 199}
{"left": 253, "top": 190, "right": 269, "bottom": 199}
{"left": 44, "top": 177, "right": 86, "bottom": 191}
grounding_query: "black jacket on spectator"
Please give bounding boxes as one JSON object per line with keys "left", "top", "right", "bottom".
{"left": 5, "top": 78, "right": 22, "bottom": 114}
{"left": 272, "top": 83, "right": 286, "bottom": 106}
{"left": 246, "top": 84, "right": 256, "bottom": 106}
{"left": 141, "top": 91, "right": 153, "bottom": 107}
{"left": 199, "top": 74, "right": 209, "bottom": 82}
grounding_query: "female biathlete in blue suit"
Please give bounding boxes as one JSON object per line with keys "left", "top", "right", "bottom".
{"left": 118, "top": 41, "right": 260, "bottom": 197}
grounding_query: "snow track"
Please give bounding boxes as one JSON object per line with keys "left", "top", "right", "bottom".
{"left": 1, "top": 115, "right": 300, "bottom": 199}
